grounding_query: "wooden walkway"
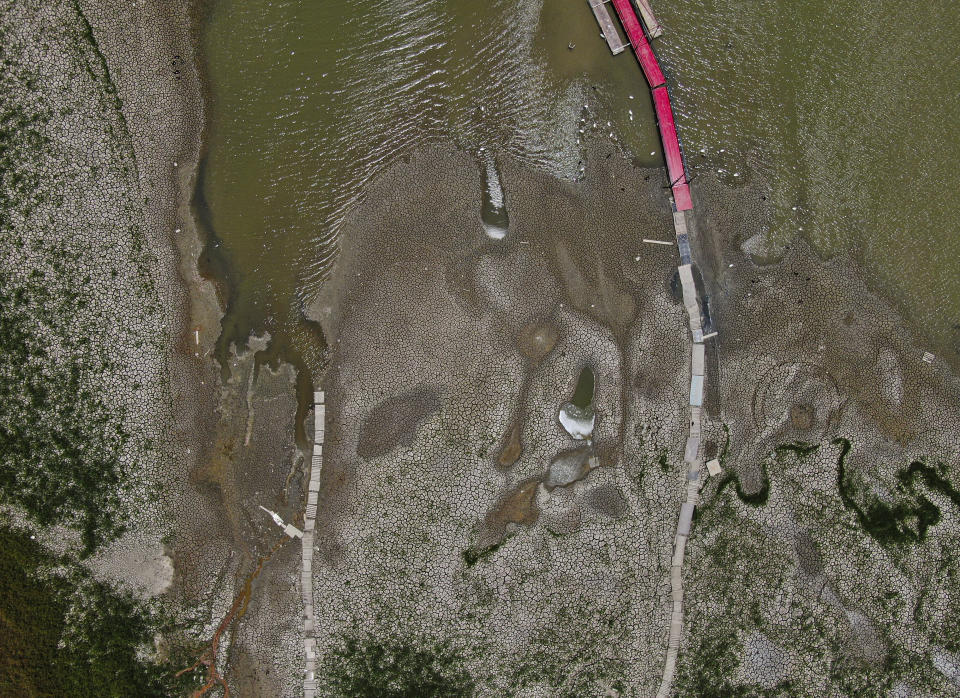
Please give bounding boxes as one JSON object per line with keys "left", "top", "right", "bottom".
{"left": 302, "top": 391, "right": 324, "bottom": 698}
{"left": 635, "top": 0, "right": 663, "bottom": 38}
{"left": 588, "top": 0, "right": 629, "bottom": 55}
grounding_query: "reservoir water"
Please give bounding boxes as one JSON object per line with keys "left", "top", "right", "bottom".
{"left": 200, "top": 0, "right": 960, "bottom": 373}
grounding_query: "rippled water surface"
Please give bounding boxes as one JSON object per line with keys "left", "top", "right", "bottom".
{"left": 656, "top": 0, "right": 960, "bottom": 355}
{"left": 201, "top": 0, "right": 660, "bottom": 369}
{"left": 202, "top": 0, "right": 960, "bottom": 366}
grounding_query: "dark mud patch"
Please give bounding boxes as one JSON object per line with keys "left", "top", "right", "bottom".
{"left": 517, "top": 320, "right": 559, "bottom": 361}
{"left": 586, "top": 483, "right": 630, "bottom": 520}
{"left": 794, "top": 530, "right": 823, "bottom": 576}
{"left": 497, "top": 422, "right": 523, "bottom": 468}
{"left": 357, "top": 387, "right": 441, "bottom": 459}
{"left": 478, "top": 478, "right": 541, "bottom": 548}
{"left": 789, "top": 403, "right": 815, "bottom": 430}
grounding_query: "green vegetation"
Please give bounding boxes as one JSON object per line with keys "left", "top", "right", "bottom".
{"left": 0, "top": 47, "right": 51, "bottom": 231}
{"left": 503, "top": 601, "right": 627, "bottom": 696}
{"left": 672, "top": 626, "right": 795, "bottom": 697}
{"left": 320, "top": 633, "right": 474, "bottom": 697}
{"left": 0, "top": 268, "right": 128, "bottom": 555}
{"left": 0, "top": 7, "right": 192, "bottom": 693}
{"left": 0, "top": 2, "right": 163, "bottom": 556}
{"left": 834, "top": 438, "right": 960, "bottom": 546}
{"left": 0, "top": 522, "right": 196, "bottom": 697}
{"left": 462, "top": 536, "right": 509, "bottom": 567}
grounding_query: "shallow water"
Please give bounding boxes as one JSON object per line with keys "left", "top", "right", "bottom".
{"left": 479, "top": 154, "right": 509, "bottom": 240}
{"left": 655, "top": 0, "right": 960, "bottom": 357}
{"left": 571, "top": 366, "right": 596, "bottom": 410}
{"left": 200, "top": 0, "right": 659, "bottom": 373}
{"left": 201, "top": 0, "right": 960, "bottom": 369}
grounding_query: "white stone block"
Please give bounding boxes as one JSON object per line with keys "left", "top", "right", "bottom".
{"left": 673, "top": 210, "right": 688, "bottom": 236}
{"left": 284, "top": 524, "right": 304, "bottom": 539}
{"left": 677, "top": 502, "right": 695, "bottom": 536}
{"left": 689, "top": 375, "right": 704, "bottom": 406}
{"left": 692, "top": 343, "right": 705, "bottom": 376}
{"left": 672, "top": 535, "right": 687, "bottom": 566}
{"left": 706, "top": 458, "right": 722, "bottom": 476}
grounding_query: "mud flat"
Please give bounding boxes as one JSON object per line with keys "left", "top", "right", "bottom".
{"left": 6, "top": 0, "right": 960, "bottom": 693}
{"left": 299, "top": 133, "right": 960, "bottom": 694}
{"left": 663, "top": 171, "right": 960, "bottom": 696}
{"left": 304, "top": 143, "right": 697, "bottom": 693}
{"left": 1, "top": 0, "right": 311, "bottom": 693}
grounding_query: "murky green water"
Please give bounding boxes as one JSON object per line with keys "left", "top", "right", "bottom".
{"left": 201, "top": 0, "right": 659, "bottom": 374}
{"left": 202, "top": 0, "right": 960, "bottom": 366}
{"left": 655, "top": 0, "right": 960, "bottom": 356}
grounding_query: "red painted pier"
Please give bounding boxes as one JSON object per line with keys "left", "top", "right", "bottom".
{"left": 609, "top": 0, "right": 692, "bottom": 210}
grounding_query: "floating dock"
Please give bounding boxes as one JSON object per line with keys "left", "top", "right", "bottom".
{"left": 652, "top": 86, "right": 693, "bottom": 209}
{"left": 611, "top": 0, "right": 665, "bottom": 86}
{"left": 609, "top": 0, "right": 692, "bottom": 211}
{"left": 588, "top": 0, "right": 629, "bottom": 55}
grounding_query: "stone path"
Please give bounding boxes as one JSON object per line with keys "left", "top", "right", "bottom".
{"left": 655, "top": 210, "right": 709, "bottom": 698}
{"left": 600, "top": 1, "right": 713, "bottom": 689}
{"left": 302, "top": 390, "right": 324, "bottom": 698}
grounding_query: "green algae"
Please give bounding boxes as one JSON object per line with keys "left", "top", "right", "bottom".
{"left": 320, "top": 633, "right": 474, "bottom": 698}
{"left": 834, "top": 438, "right": 960, "bottom": 546}
{"left": 713, "top": 464, "right": 770, "bottom": 508}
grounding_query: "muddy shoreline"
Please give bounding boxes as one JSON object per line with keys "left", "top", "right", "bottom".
{"left": 77, "top": 0, "right": 960, "bottom": 693}
{"left": 77, "top": 0, "right": 310, "bottom": 691}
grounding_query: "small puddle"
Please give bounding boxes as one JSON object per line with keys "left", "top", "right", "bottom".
{"left": 570, "top": 366, "right": 595, "bottom": 409}
{"left": 479, "top": 152, "right": 509, "bottom": 240}
{"left": 559, "top": 366, "right": 596, "bottom": 440}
